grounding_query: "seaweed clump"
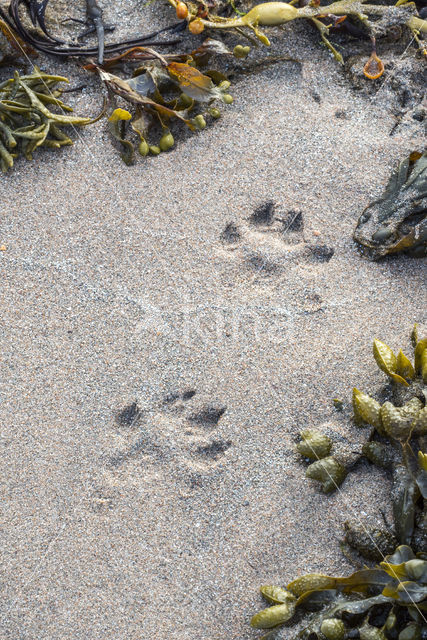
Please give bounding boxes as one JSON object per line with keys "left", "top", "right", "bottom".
{"left": 165, "top": 0, "right": 427, "bottom": 78}
{"left": 2, "top": 0, "right": 427, "bottom": 78}
{"left": 0, "top": 68, "right": 92, "bottom": 172}
{"left": 96, "top": 40, "right": 235, "bottom": 163}
{"left": 1, "top": 1, "right": 426, "bottom": 168}
{"left": 251, "top": 326, "right": 427, "bottom": 639}
{"left": 297, "top": 430, "right": 347, "bottom": 493}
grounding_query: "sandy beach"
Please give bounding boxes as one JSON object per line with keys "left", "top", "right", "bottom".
{"left": 0, "top": 1, "right": 426, "bottom": 638}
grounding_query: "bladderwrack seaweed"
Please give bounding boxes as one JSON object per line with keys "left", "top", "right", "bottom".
{"left": 253, "top": 327, "right": 427, "bottom": 639}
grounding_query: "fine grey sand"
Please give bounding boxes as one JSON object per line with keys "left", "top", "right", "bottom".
{"left": 0, "top": 1, "right": 426, "bottom": 639}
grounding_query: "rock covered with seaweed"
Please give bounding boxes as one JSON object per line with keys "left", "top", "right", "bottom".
{"left": 354, "top": 152, "right": 427, "bottom": 260}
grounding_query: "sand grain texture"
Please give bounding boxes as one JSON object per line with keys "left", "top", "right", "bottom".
{"left": 0, "top": 1, "right": 426, "bottom": 638}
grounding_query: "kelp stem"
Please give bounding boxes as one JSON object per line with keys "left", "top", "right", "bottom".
{"left": 407, "top": 15, "right": 427, "bottom": 32}
{"left": 297, "top": 0, "right": 427, "bottom": 31}
{"left": 184, "top": 0, "right": 427, "bottom": 34}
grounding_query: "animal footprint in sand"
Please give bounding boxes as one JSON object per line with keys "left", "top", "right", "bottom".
{"left": 108, "top": 392, "right": 232, "bottom": 479}
{"left": 165, "top": 393, "right": 231, "bottom": 472}
{"left": 219, "top": 201, "right": 334, "bottom": 278}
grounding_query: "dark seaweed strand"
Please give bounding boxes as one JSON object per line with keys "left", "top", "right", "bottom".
{"left": 1, "top": 0, "right": 185, "bottom": 59}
